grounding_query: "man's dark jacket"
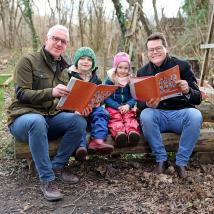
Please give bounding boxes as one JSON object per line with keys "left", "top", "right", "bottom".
{"left": 7, "top": 48, "right": 70, "bottom": 125}
{"left": 137, "top": 56, "right": 202, "bottom": 111}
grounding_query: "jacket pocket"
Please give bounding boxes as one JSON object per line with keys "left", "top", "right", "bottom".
{"left": 32, "top": 71, "right": 50, "bottom": 89}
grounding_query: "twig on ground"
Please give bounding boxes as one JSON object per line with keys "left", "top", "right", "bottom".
{"left": 62, "top": 191, "right": 87, "bottom": 208}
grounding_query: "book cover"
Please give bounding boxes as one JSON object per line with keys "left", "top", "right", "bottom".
{"left": 130, "top": 65, "right": 183, "bottom": 102}
{"left": 57, "top": 78, "right": 118, "bottom": 113}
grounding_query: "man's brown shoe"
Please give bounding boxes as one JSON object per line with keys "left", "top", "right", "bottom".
{"left": 153, "top": 161, "right": 169, "bottom": 174}
{"left": 54, "top": 168, "right": 79, "bottom": 184}
{"left": 128, "top": 131, "right": 140, "bottom": 147}
{"left": 75, "top": 147, "right": 87, "bottom": 161}
{"left": 175, "top": 165, "right": 187, "bottom": 179}
{"left": 88, "top": 139, "right": 114, "bottom": 154}
{"left": 115, "top": 132, "right": 127, "bottom": 148}
{"left": 40, "top": 180, "right": 63, "bottom": 201}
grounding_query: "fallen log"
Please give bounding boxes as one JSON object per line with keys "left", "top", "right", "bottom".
{"left": 15, "top": 129, "right": 214, "bottom": 159}
{"left": 14, "top": 101, "right": 214, "bottom": 162}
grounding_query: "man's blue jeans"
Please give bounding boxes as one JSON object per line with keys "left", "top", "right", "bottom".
{"left": 9, "top": 112, "right": 86, "bottom": 182}
{"left": 140, "top": 108, "right": 202, "bottom": 166}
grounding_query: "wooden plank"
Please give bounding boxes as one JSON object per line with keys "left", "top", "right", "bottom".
{"left": 200, "top": 43, "right": 214, "bottom": 49}
{"left": 200, "top": 5, "right": 214, "bottom": 86}
{"left": 2, "top": 76, "right": 13, "bottom": 87}
{"left": 0, "top": 73, "right": 12, "bottom": 77}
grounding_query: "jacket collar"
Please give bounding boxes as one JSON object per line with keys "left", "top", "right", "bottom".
{"left": 69, "top": 67, "right": 99, "bottom": 83}
{"left": 41, "top": 47, "right": 70, "bottom": 71}
{"left": 148, "top": 55, "right": 170, "bottom": 74}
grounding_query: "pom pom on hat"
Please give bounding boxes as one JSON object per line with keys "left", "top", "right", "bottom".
{"left": 113, "top": 52, "right": 131, "bottom": 69}
{"left": 73, "top": 47, "right": 96, "bottom": 70}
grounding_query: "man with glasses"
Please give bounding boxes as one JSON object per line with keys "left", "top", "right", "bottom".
{"left": 137, "top": 32, "right": 202, "bottom": 178}
{"left": 7, "top": 25, "right": 87, "bottom": 201}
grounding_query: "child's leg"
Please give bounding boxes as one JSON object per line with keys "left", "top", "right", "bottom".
{"left": 123, "top": 109, "right": 140, "bottom": 134}
{"left": 123, "top": 109, "right": 140, "bottom": 146}
{"left": 90, "top": 106, "right": 109, "bottom": 140}
{"left": 106, "top": 107, "right": 127, "bottom": 147}
{"left": 106, "top": 107, "right": 125, "bottom": 137}
{"left": 88, "top": 106, "right": 114, "bottom": 154}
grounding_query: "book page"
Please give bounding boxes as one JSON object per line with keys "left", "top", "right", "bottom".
{"left": 130, "top": 76, "right": 158, "bottom": 101}
{"left": 57, "top": 78, "right": 96, "bottom": 112}
{"left": 84, "top": 84, "right": 118, "bottom": 110}
{"left": 155, "top": 65, "right": 182, "bottom": 100}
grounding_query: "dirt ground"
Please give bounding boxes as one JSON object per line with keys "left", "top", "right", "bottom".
{"left": 1, "top": 151, "right": 214, "bottom": 214}
{"left": 1, "top": 50, "right": 214, "bottom": 214}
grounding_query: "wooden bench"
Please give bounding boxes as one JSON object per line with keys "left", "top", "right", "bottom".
{"left": 14, "top": 102, "right": 214, "bottom": 168}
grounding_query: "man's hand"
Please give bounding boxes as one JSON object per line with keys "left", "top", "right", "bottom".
{"left": 118, "top": 104, "right": 130, "bottom": 114}
{"left": 146, "top": 98, "right": 160, "bottom": 108}
{"left": 52, "top": 84, "right": 69, "bottom": 97}
{"left": 176, "top": 80, "right": 190, "bottom": 94}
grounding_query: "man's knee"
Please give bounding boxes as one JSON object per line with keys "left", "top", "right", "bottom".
{"left": 186, "top": 108, "right": 203, "bottom": 127}
{"left": 25, "top": 114, "right": 47, "bottom": 129}
{"left": 73, "top": 114, "right": 87, "bottom": 131}
{"left": 140, "top": 108, "right": 155, "bottom": 124}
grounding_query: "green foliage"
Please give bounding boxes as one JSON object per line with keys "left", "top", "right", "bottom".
{"left": 20, "top": 0, "right": 34, "bottom": 19}
{"left": 182, "top": 0, "right": 209, "bottom": 28}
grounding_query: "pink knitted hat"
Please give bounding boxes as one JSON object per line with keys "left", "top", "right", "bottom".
{"left": 113, "top": 52, "right": 131, "bottom": 69}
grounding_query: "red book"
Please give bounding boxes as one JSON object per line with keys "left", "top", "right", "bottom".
{"left": 57, "top": 78, "right": 118, "bottom": 113}
{"left": 130, "top": 65, "right": 182, "bottom": 101}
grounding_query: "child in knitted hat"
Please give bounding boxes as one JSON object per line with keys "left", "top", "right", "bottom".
{"left": 68, "top": 47, "right": 114, "bottom": 160}
{"left": 105, "top": 52, "right": 140, "bottom": 147}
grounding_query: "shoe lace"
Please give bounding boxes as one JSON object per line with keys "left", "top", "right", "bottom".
{"left": 46, "top": 181, "right": 58, "bottom": 191}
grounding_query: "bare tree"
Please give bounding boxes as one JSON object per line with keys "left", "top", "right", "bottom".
{"left": 91, "top": 0, "right": 105, "bottom": 52}
{"left": 152, "top": 0, "right": 160, "bottom": 30}
{"left": 78, "top": 0, "right": 84, "bottom": 46}
{"left": 112, "top": 0, "right": 127, "bottom": 50}
{"left": 0, "top": 0, "right": 22, "bottom": 48}
{"left": 126, "top": 0, "right": 152, "bottom": 37}
{"left": 18, "top": 0, "right": 39, "bottom": 51}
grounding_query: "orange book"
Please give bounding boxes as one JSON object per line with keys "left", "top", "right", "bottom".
{"left": 57, "top": 78, "right": 118, "bottom": 113}
{"left": 130, "top": 65, "right": 182, "bottom": 101}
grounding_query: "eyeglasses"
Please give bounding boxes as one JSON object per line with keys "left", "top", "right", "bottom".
{"left": 51, "top": 36, "right": 68, "bottom": 45}
{"left": 147, "top": 46, "right": 164, "bottom": 54}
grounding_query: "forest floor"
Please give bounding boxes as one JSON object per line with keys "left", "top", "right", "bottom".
{"left": 0, "top": 49, "right": 214, "bottom": 214}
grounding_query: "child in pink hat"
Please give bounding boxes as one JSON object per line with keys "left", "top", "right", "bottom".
{"left": 104, "top": 52, "right": 140, "bottom": 147}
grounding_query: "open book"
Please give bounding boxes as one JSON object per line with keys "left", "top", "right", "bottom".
{"left": 57, "top": 78, "right": 118, "bottom": 113}
{"left": 130, "top": 65, "right": 183, "bottom": 101}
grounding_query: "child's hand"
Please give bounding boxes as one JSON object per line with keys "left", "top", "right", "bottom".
{"left": 82, "top": 106, "right": 93, "bottom": 116}
{"left": 118, "top": 104, "right": 130, "bottom": 114}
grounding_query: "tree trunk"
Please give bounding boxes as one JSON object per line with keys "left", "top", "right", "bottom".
{"left": 152, "top": 0, "right": 160, "bottom": 30}
{"left": 78, "top": 0, "right": 84, "bottom": 46}
{"left": 19, "top": 0, "right": 39, "bottom": 52}
{"left": 112, "top": 0, "right": 127, "bottom": 50}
